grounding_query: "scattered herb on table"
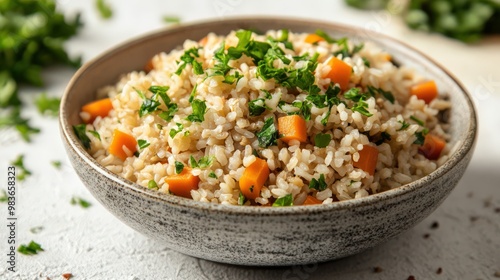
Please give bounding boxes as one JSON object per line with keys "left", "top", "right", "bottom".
{"left": 30, "top": 226, "right": 44, "bottom": 234}
{"left": 18, "top": 241, "right": 44, "bottom": 255}
{"left": 51, "top": 160, "right": 62, "bottom": 169}
{"left": 70, "top": 196, "right": 92, "bottom": 208}
{"left": 95, "top": 0, "right": 113, "bottom": 19}
{"left": 163, "top": 15, "right": 181, "bottom": 24}
{"left": 0, "top": 107, "right": 40, "bottom": 142}
{"left": 11, "top": 155, "right": 32, "bottom": 181}
{"left": 35, "top": 93, "right": 61, "bottom": 116}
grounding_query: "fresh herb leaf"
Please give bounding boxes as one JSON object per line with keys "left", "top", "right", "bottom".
{"left": 51, "top": 160, "right": 62, "bottom": 169}
{"left": 375, "top": 131, "right": 392, "bottom": 145}
{"left": 309, "top": 174, "right": 328, "bottom": 191}
{"left": 238, "top": 192, "right": 246, "bottom": 205}
{"left": 148, "top": 180, "right": 158, "bottom": 189}
{"left": 248, "top": 98, "right": 267, "bottom": 116}
{"left": 362, "top": 57, "right": 371, "bottom": 67}
{"left": 176, "top": 47, "right": 204, "bottom": 75}
{"left": 88, "top": 130, "right": 101, "bottom": 141}
{"left": 263, "top": 90, "right": 272, "bottom": 99}
{"left": 291, "top": 100, "right": 312, "bottom": 121}
{"left": 35, "top": 93, "right": 60, "bottom": 116}
{"left": 315, "top": 29, "right": 337, "bottom": 43}
{"left": 189, "top": 155, "right": 215, "bottom": 169}
{"left": 410, "top": 115, "right": 424, "bottom": 126}
{"left": 227, "top": 30, "right": 271, "bottom": 63}
{"left": 0, "top": 190, "right": 7, "bottom": 203}
{"left": 268, "top": 29, "right": 294, "bottom": 50}
{"left": 272, "top": 194, "right": 293, "bottom": 207}
{"left": 175, "top": 161, "right": 184, "bottom": 174}
{"left": 73, "top": 124, "right": 91, "bottom": 149}
{"left": 18, "top": 241, "right": 44, "bottom": 255}
{"left": 398, "top": 120, "right": 410, "bottom": 131}
{"left": 314, "top": 134, "right": 332, "bottom": 148}
{"left": 352, "top": 43, "right": 364, "bottom": 54}
{"left": 30, "top": 226, "right": 44, "bottom": 234}
{"left": 138, "top": 139, "right": 150, "bottom": 150}
{"left": 158, "top": 103, "right": 178, "bottom": 122}
{"left": 351, "top": 98, "right": 373, "bottom": 117}
{"left": 11, "top": 154, "right": 31, "bottom": 181}
{"left": 186, "top": 99, "right": 207, "bottom": 123}
{"left": 0, "top": 107, "right": 40, "bottom": 142}
{"left": 96, "top": 0, "right": 113, "bottom": 19}
{"left": 169, "top": 123, "right": 184, "bottom": 138}
{"left": 256, "top": 117, "right": 278, "bottom": 148}
{"left": 189, "top": 84, "right": 197, "bottom": 103}
{"left": 414, "top": 128, "right": 429, "bottom": 145}
{"left": 367, "top": 86, "right": 395, "bottom": 104}
{"left": 162, "top": 15, "right": 181, "bottom": 24}
{"left": 222, "top": 71, "right": 243, "bottom": 84}
{"left": 70, "top": 196, "right": 91, "bottom": 208}
{"left": 345, "top": 88, "right": 373, "bottom": 117}
{"left": 139, "top": 98, "right": 161, "bottom": 118}
{"left": 208, "top": 171, "right": 217, "bottom": 179}
{"left": 149, "top": 86, "right": 170, "bottom": 104}
{"left": 344, "top": 88, "right": 364, "bottom": 102}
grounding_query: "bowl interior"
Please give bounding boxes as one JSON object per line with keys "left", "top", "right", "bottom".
{"left": 60, "top": 17, "right": 477, "bottom": 213}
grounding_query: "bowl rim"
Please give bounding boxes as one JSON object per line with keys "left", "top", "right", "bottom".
{"left": 60, "top": 16, "right": 477, "bottom": 216}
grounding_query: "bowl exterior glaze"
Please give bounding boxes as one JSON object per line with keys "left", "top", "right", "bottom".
{"left": 60, "top": 18, "right": 476, "bottom": 266}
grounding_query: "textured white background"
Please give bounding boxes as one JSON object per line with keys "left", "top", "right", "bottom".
{"left": 1, "top": 1, "right": 500, "bottom": 279}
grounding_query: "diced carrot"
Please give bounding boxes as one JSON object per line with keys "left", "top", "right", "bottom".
{"left": 410, "top": 80, "right": 438, "bottom": 104}
{"left": 302, "top": 195, "right": 322, "bottom": 205}
{"left": 304, "top": 33, "right": 324, "bottom": 44}
{"left": 108, "top": 129, "right": 137, "bottom": 161}
{"left": 278, "top": 115, "right": 308, "bottom": 144}
{"left": 383, "top": 53, "right": 392, "bottom": 61}
{"left": 353, "top": 144, "right": 379, "bottom": 176}
{"left": 198, "top": 36, "right": 208, "bottom": 46}
{"left": 239, "top": 158, "right": 270, "bottom": 200}
{"left": 323, "top": 57, "right": 352, "bottom": 90}
{"left": 419, "top": 134, "right": 446, "bottom": 160}
{"left": 81, "top": 98, "right": 113, "bottom": 124}
{"left": 166, "top": 167, "right": 200, "bottom": 199}
{"left": 144, "top": 58, "right": 155, "bottom": 73}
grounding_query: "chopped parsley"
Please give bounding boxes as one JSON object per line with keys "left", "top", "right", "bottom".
{"left": 314, "top": 29, "right": 337, "bottom": 43}
{"left": 309, "top": 174, "right": 328, "bottom": 191}
{"left": 186, "top": 99, "right": 207, "bottom": 122}
{"left": 88, "top": 130, "right": 101, "bottom": 141}
{"left": 291, "top": 100, "right": 313, "bottom": 121}
{"left": 208, "top": 172, "right": 217, "bottom": 179}
{"left": 314, "top": 134, "right": 332, "bottom": 148}
{"left": 11, "top": 154, "right": 31, "bottom": 181}
{"left": 35, "top": 93, "right": 60, "bottom": 116}
{"left": 148, "top": 180, "right": 158, "bottom": 189}
{"left": 222, "top": 71, "right": 243, "bottom": 84}
{"left": 169, "top": 123, "right": 184, "bottom": 138}
{"left": 73, "top": 124, "right": 91, "bottom": 149}
{"left": 17, "top": 241, "right": 44, "bottom": 255}
{"left": 137, "top": 139, "right": 150, "bottom": 150}
{"left": 189, "top": 155, "right": 215, "bottom": 169}
{"left": 30, "top": 226, "right": 44, "bottom": 234}
{"left": 256, "top": 117, "right": 279, "bottom": 148}
{"left": 175, "top": 161, "right": 184, "bottom": 174}
{"left": 95, "top": 0, "right": 113, "bottom": 19}
{"left": 139, "top": 98, "right": 161, "bottom": 118}
{"left": 272, "top": 194, "right": 293, "bottom": 207}
{"left": 176, "top": 47, "right": 204, "bottom": 75}
{"left": 344, "top": 88, "right": 373, "bottom": 117}
{"left": 70, "top": 196, "right": 92, "bottom": 208}
{"left": 135, "top": 86, "right": 177, "bottom": 120}
{"left": 267, "top": 29, "right": 294, "bottom": 50}
{"left": 375, "top": 131, "right": 392, "bottom": 145}
{"left": 398, "top": 120, "right": 410, "bottom": 131}
{"left": 367, "top": 86, "right": 395, "bottom": 104}
{"left": 0, "top": 108, "right": 40, "bottom": 142}
{"left": 51, "top": 160, "right": 62, "bottom": 169}
{"left": 238, "top": 192, "right": 246, "bottom": 205}
{"left": 189, "top": 84, "right": 197, "bottom": 103}
{"left": 410, "top": 115, "right": 425, "bottom": 126}
{"left": 249, "top": 98, "right": 269, "bottom": 117}
{"left": 362, "top": 57, "right": 371, "bottom": 67}
{"left": 414, "top": 128, "right": 429, "bottom": 145}
{"left": 227, "top": 30, "right": 271, "bottom": 63}
{"left": 162, "top": 15, "right": 181, "bottom": 24}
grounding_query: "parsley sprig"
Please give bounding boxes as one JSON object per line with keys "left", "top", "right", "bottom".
{"left": 176, "top": 47, "right": 204, "bottom": 75}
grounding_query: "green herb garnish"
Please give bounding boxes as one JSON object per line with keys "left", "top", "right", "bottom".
{"left": 315, "top": 29, "right": 337, "bottom": 43}
{"left": 176, "top": 47, "right": 204, "bottom": 75}
{"left": 18, "top": 241, "right": 44, "bottom": 255}
{"left": 238, "top": 192, "right": 246, "bottom": 205}
{"left": 138, "top": 139, "right": 150, "bottom": 150}
{"left": 248, "top": 98, "right": 268, "bottom": 117}
{"left": 88, "top": 130, "right": 101, "bottom": 141}
{"left": 169, "top": 123, "right": 184, "bottom": 138}
{"left": 162, "top": 15, "right": 181, "bottom": 24}
{"left": 256, "top": 117, "right": 279, "bottom": 148}
{"left": 309, "top": 174, "right": 328, "bottom": 191}
{"left": 272, "top": 194, "right": 293, "bottom": 207}
{"left": 314, "top": 134, "right": 332, "bottom": 148}
{"left": 367, "top": 86, "right": 395, "bottom": 104}
{"left": 398, "top": 120, "right": 410, "bottom": 131}
{"left": 73, "top": 124, "right": 91, "bottom": 149}
{"left": 344, "top": 88, "right": 373, "bottom": 117}
{"left": 148, "top": 180, "right": 158, "bottom": 189}
{"left": 0, "top": 107, "right": 40, "bottom": 142}
{"left": 362, "top": 57, "right": 371, "bottom": 67}
{"left": 208, "top": 172, "right": 217, "bottom": 179}
{"left": 70, "top": 196, "right": 92, "bottom": 208}
{"left": 96, "top": 0, "right": 113, "bottom": 19}
{"left": 175, "top": 161, "right": 184, "bottom": 174}
{"left": 189, "top": 155, "right": 215, "bottom": 169}
{"left": 35, "top": 93, "right": 60, "bottom": 116}
{"left": 11, "top": 154, "right": 32, "bottom": 181}
{"left": 51, "top": 160, "right": 62, "bottom": 169}
{"left": 410, "top": 115, "right": 425, "bottom": 126}
{"left": 30, "top": 226, "right": 44, "bottom": 234}
{"left": 414, "top": 128, "right": 429, "bottom": 145}
{"left": 186, "top": 99, "right": 207, "bottom": 123}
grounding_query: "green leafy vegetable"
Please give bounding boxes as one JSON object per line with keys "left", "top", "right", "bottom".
{"left": 137, "top": 139, "right": 150, "bottom": 150}
{"left": 11, "top": 154, "right": 32, "bottom": 181}
{"left": 70, "top": 196, "right": 92, "bottom": 208}
{"left": 367, "top": 86, "right": 395, "bottom": 104}
{"left": 139, "top": 98, "right": 161, "bottom": 118}
{"left": 414, "top": 128, "right": 429, "bottom": 145}
{"left": 272, "top": 194, "right": 293, "bottom": 207}
{"left": 362, "top": 57, "right": 371, "bottom": 67}
{"left": 0, "top": 108, "right": 40, "bottom": 142}
{"left": 189, "top": 84, "right": 197, "bottom": 103}
{"left": 169, "top": 123, "right": 184, "bottom": 138}
{"left": 314, "top": 29, "right": 337, "bottom": 43}
{"left": 189, "top": 155, "right": 215, "bottom": 169}
{"left": 51, "top": 160, "right": 62, "bottom": 169}
{"left": 267, "top": 29, "right": 294, "bottom": 50}
{"left": 18, "top": 241, "right": 44, "bottom": 255}
{"left": 398, "top": 120, "right": 410, "bottom": 131}
{"left": 175, "top": 161, "right": 184, "bottom": 174}
{"left": 256, "top": 117, "right": 279, "bottom": 148}
{"left": 410, "top": 115, "right": 425, "bottom": 126}
{"left": 314, "top": 134, "right": 332, "bottom": 148}
{"left": 148, "top": 180, "right": 158, "bottom": 189}
{"left": 163, "top": 15, "right": 181, "bottom": 24}
{"left": 73, "top": 124, "right": 91, "bottom": 149}
{"left": 375, "top": 131, "right": 392, "bottom": 145}
{"left": 176, "top": 47, "right": 204, "bottom": 75}
{"left": 248, "top": 98, "right": 268, "bottom": 116}
{"left": 95, "top": 0, "right": 113, "bottom": 19}
{"left": 344, "top": 88, "right": 373, "bottom": 117}
{"left": 186, "top": 99, "right": 207, "bottom": 122}
{"left": 309, "top": 174, "right": 328, "bottom": 191}
{"left": 208, "top": 172, "right": 217, "bottom": 179}
{"left": 88, "top": 130, "right": 101, "bottom": 141}
{"left": 238, "top": 192, "right": 246, "bottom": 205}
{"left": 35, "top": 93, "right": 60, "bottom": 116}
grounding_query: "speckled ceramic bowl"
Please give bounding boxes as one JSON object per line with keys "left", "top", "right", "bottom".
{"left": 60, "top": 18, "right": 477, "bottom": 266}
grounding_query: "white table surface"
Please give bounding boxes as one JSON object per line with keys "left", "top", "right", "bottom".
{"left": 1, "top": 1, "right": 500, "bottom": 279}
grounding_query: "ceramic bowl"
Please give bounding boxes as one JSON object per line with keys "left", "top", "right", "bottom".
{"left": 59, "top": 18, "right": 477, "bottom": 266}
